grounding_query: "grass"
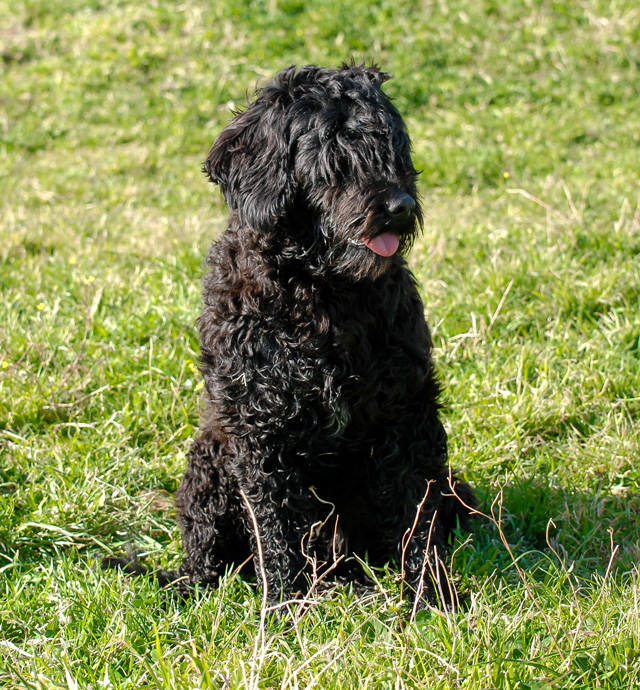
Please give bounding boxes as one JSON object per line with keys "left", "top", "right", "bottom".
{"left": 1, "top": 0, "right": 640, "bottom": 687}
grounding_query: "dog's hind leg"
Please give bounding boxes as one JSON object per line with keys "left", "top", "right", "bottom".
{"left": 102, "top": 434, "right": 247, "bottom": 595}
{"left": 174, "top": 434, "right": 251, "bottom": 588}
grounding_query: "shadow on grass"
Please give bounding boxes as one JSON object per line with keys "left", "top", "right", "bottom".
{"left": 462, "top": 476, "right": 640, "bottom": 587}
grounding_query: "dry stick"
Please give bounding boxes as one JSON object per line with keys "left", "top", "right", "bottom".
{"left": 506, "top": 188, "right": 569, "bottom": 218}
{"left": 562, "top": 182, "right": 583, "bottom": 225}
{"left": 49, "top": 384, "right": 110, "bottom": 409}
{"left": 295, "top": 488, "right": 344, "bottom": 609}
{"left": 239, "top": 490, "right": 269, "bottom": 608}
{"left": 400, "top": 481, "right": 434, "bottom": 609}
{"left": 239, "top": 488, "right": 269, "bottom": 690}
{"left": 631, "top": 191, "right": 640, "bottom": 234}
{"left": 303, "top": 525, "right": 345, "bottom": 599}
{"left": 293, "top": 490, "right": 345, "bottom": 612}
{"left": 487, "top": 279, "right": 514, "bottom": 333}
{"left": 307, "top": 486, "right": 336, "bottom": 541}
{"left": 330, "top": 513, "right": 341, "bottom": 568}
{"left": 410, "top": 509, "right": 440, "bottom": 624}
{"left": 294, "top": 528, "right": 345, "bottom": 625}
{"left": 428, "top": 517, "right": 458, "bottom": 620}
{"left": 230, "top": 551, "right": 257, "bottom": 578}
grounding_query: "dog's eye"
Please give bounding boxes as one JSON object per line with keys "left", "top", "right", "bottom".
{"left": 322, "top": 123, "right": 339, "bottom": 142}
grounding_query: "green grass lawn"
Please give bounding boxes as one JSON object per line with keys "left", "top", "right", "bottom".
{"left": 1, "top": 0, "right": 640, "bottom": 687}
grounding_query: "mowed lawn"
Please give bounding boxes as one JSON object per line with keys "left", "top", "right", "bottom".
{"left": 1, "top": 0, "right": 640, "bottom": 687}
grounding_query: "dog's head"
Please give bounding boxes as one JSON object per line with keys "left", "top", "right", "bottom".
{"left": 204, "top": 63, "right": 422, "bottom": 279}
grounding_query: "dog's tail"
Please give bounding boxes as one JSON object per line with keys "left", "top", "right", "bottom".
{"left": 100, "top": 555, "right": 183, "bottom": 590}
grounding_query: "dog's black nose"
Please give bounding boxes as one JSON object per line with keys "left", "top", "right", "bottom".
{"left": 385, "top": 193, "right": 415, "bottom": 220}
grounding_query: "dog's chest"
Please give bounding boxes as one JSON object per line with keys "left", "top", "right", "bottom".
{"left": 201, "top": 257, "right": 431, "bottom": 442}
{"left": 296, "top": 281, "right": 430, "bottom": 429}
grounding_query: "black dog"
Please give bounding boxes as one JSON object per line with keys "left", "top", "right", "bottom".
{"left": 107, "top": 63, "right": 474, "bottom": 610}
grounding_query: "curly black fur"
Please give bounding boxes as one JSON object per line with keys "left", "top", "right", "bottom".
{"left": 105, "top": 63, "right": 475, "bottom": 610}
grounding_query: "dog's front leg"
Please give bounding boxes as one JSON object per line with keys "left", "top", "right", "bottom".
{"left": 375, "top": 466, "right": 459, "bottom": 610}
{"left": 237, "top": 475, "right": 309, "bottom": 607}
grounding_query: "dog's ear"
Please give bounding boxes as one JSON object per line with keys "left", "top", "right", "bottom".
{"left": 203, "top": 95, "right": 296, "bottom": 232}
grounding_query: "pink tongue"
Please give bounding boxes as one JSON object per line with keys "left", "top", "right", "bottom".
{"left": 363, "top": 232, "right": 400, "bottom": 257}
